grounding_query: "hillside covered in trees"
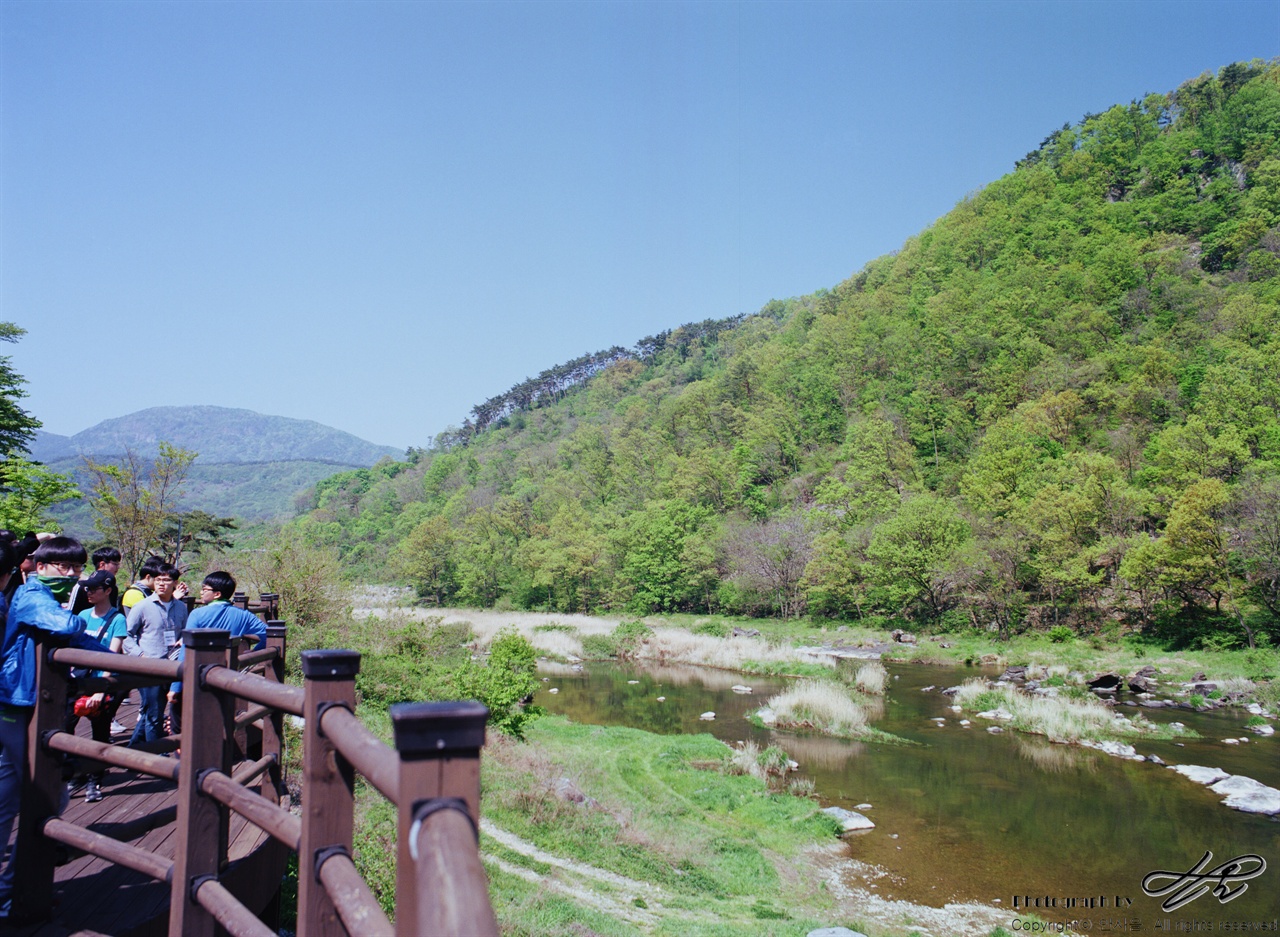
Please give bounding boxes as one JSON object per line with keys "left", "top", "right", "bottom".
{"left": 292, "top": 61, "right": 1280, "bottom": 649}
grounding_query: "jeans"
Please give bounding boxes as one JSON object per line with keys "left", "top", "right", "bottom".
{"left": 129, "top": 686, "right": 165, "bottom": 746}
{"left": 0, "top": 703, "right": 33, "bottom": 916}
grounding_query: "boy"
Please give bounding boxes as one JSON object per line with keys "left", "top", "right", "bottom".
{"left": 167, "top": 571, "right": 266, "bottom": 733}
{"left": 120, "top": 555, "right": 164, "bottom": 614}
{"left": 0, "top": 536, "right": 102, "bottom": 921}
{"left": 124, "top": 564, "right": 187, "bottom": 746}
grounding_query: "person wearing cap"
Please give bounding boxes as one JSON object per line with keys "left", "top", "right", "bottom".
{"left": 64, "top": 570, "right": 127, "bottom": 802}
{"left": 69, "top": 546, "right": 123, "bottom": 616}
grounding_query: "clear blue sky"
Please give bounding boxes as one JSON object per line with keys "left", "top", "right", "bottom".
{"left": 2, "top": 1, "right": 1276, "bottom": 450}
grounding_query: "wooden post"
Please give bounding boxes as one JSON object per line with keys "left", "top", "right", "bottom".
{"left": 261, "top": 624, "right": 287, "bottom": 801}
{"left": 390, "top": 700, "right": 490, "bottom": 937}
{"left": 11, "top": 635, "right": 71, "bottom": 921}
{"left": 170, "top": 628, "right": 234, "bottom": 937}
{"left": 298, "top": 649, "right": 359, "bottom": 937}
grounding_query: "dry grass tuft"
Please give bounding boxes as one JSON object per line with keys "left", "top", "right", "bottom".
{"left": 854, "top": 662, "right": 887, "bottom": 695}
{"left": 640, "top": 628, "right": 836, "bottom": 672}
{"left": 767, "top": 680, "right": 869, "bottom": 737}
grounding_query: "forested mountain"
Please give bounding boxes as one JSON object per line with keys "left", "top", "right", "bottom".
{"left": 35, "top": 406, "right": 402, "bottom": 536}
{"left": 32, "top": 406, "right": 401, "bottom": 465}
{"left": 292, "top": 61, "right": 1280, "bottom": 648}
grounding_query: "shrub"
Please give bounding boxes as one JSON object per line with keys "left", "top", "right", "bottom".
{"left": 580, "top": 633, "right": 618, "bottom": 659}
{"left": 1047, "top": 625, "right": 1073, "bottom": 644}
{"left": 613, "top": 619, "right": 653, "bottom": 659}
{"left": 692, "top": 619, "right": 730, "bottom": 637}
{"left": 453, "top": 628, "right": 542, "bottom": 738}
{"left": 1245, "top": 715, "right": 1267, "bottom": 727}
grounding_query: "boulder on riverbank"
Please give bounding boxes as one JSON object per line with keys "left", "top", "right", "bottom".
{"left": 821, "top": 807, "right": 875, "bottom": 832}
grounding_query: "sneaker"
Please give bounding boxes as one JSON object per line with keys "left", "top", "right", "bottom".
{"left": 110, "top": 720, "right": 126, "bottom": 734}
{"left": 84, "top": 778, "right": 103, "bottom": 803}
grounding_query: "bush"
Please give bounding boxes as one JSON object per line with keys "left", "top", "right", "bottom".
{"left": 692, "top": 620, "right": 729, "bottom": 637}
{"left": 580, "top": 634, "right": 618, "bottom": 659}
{"left": 453, "top": 628, "right": 542, "bottom": 738}
{"left": 613, "top": 619, "right": 653, "bottom": 659}
{"left": 1047, "top": 625, "right": 1073, "bottom": 644}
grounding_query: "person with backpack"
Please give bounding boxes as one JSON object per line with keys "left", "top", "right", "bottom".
{"left": 65, "top": 571, "right": 127, "bottom": 802}
{"left": 120, "top": 555, "right": 164, "bottom": 615}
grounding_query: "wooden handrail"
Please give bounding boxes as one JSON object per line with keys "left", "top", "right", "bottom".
{"left": 230, "top": 752, "right": 277, "bottom": 786}
{"left": 20, "top": 617, "right": 501, "bottom": 936}
{"left": 202, "top": 665, "right": 305, "bottom": 716}
{"left": 44, "top": 730, "right": 181, "bottom": 782}
{"left": 199, "top": 769, "right": 301, "bottom": 851}
{"left": 234, "top": 702, "right": 273, "bottom": 728}
{"left": 42, "top": 818, "right": 174, "bottom": 883}
{"left": 318, "top": 704, "right": 400, "bottom": 804}
{"left": 412, "top": 803, "right": 499, "bottom": 937}
{"left": 317, "top": 851, "right": 395, "bottom": 937}
{"left": 236, "top": 647, "right": 279, "bottom": 668}
{"left": 192, "top": 878, "right": 275, "bottom": 937}
{"left": 50, "top": 646, "right": 181, "bottom": 679}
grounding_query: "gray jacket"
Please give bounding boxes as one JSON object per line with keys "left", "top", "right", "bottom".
{"left": 125, "top": 594, "right": 188, "bottom": 659}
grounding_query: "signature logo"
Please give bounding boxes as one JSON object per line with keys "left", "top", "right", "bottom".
{"left": 1142, "top": 851, "right": 1267, "bottom": 912}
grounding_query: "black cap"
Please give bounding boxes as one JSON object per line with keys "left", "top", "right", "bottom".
{"left": 82, "top": 570, "right": 117, "bottom": 592}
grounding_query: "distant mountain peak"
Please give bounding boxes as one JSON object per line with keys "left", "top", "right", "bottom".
{"left": 30, "top": 405, "right": 401, "bottom": 466}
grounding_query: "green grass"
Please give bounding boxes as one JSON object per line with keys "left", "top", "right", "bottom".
{"left": 479, "top": 716, "right": 847, "bottom": 933}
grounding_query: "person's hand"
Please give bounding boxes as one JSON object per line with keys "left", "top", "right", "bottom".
{"left": 166, "top": 691, "right": 177, "bottom": 704}
{"left": 174, "top": 582, "right": 190, "bottom": 599}
{"left": 90, "top": 692, "right": 106, "bottom": 707}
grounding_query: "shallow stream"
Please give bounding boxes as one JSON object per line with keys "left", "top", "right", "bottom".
{"left": 535, "top": 659, "right": 1280, "bottom": 924}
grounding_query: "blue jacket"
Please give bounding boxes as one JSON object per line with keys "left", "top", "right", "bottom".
{"left": 2, "top": 580, "right": 104, "bottom": 708}
{"left": 169, "top": 601, "right": 268, "bottom": 693}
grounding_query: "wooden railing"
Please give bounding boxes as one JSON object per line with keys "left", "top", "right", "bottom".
{"left": 14, "top": 623, "right": 499, "bottom": 936}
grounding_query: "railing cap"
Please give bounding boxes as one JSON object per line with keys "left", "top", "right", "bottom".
{"left": 183, "top": 628, "right": 232, "bottom": 649}
{"left": 391, "top": 700, "right": 489, "bottom": 757}
{"left": 266, "top": 623, "right": 287, "bottom": 638}
{"left": 300, "top": 649, "right": 360, "bottom": 679}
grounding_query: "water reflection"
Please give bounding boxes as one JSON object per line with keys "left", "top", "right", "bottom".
{"left": 1013, "top": 736, "right": 1099, "bottom": 774}
{"left": 536, "top": 658, "right": 1280, "bottom": 922}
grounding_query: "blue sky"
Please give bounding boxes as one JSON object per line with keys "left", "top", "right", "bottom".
{"left": 2, "top": 1, "right": 1276, "bottom": 450}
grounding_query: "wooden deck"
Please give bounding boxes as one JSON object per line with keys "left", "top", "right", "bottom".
{"left": 3, "top": 693, "right": 288, "bottom": 937}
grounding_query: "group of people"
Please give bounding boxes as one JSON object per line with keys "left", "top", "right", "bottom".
{"left": 0, "top": 532, "right": 267, "bottom": 924}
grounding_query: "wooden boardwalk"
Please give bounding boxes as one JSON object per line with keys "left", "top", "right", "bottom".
{"left": 4, "top": 695, "right": 286, "bottom": 937}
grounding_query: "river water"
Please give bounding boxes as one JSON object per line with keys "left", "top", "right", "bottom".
{"left": 534, "top": 659, "right": 1280, "bottom": 925}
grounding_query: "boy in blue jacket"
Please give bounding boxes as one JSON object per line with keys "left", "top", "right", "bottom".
{"left": 166, "top": 571, "right": 266, "bottom": 734}
{"left": 0, "top": 536, "right": 103, "bottom": 922}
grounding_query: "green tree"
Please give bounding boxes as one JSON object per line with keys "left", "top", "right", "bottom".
{"left": 396, "top": 515, "right": 457, "bottom": 605}
{"left": 866, "top": 495, "right": 972, "bottom": 618}
{"left": 0, "top": 453, "right": 80, "bottom": 533}
{"left": 159, "top": 510, "right": 238, "bottom": 568}
{"left": 84, "top": 442, "right": 197, "bottom": 576}
{"left": 452, "top": 629, "right": 541, "bottom": 738}
{"left": 0, "top": 323, "right": 41, "bottom": 457}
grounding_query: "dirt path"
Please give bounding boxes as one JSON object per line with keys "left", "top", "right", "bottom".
{"left": 481, "top": 819, "right": 665, "bottom": 927}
